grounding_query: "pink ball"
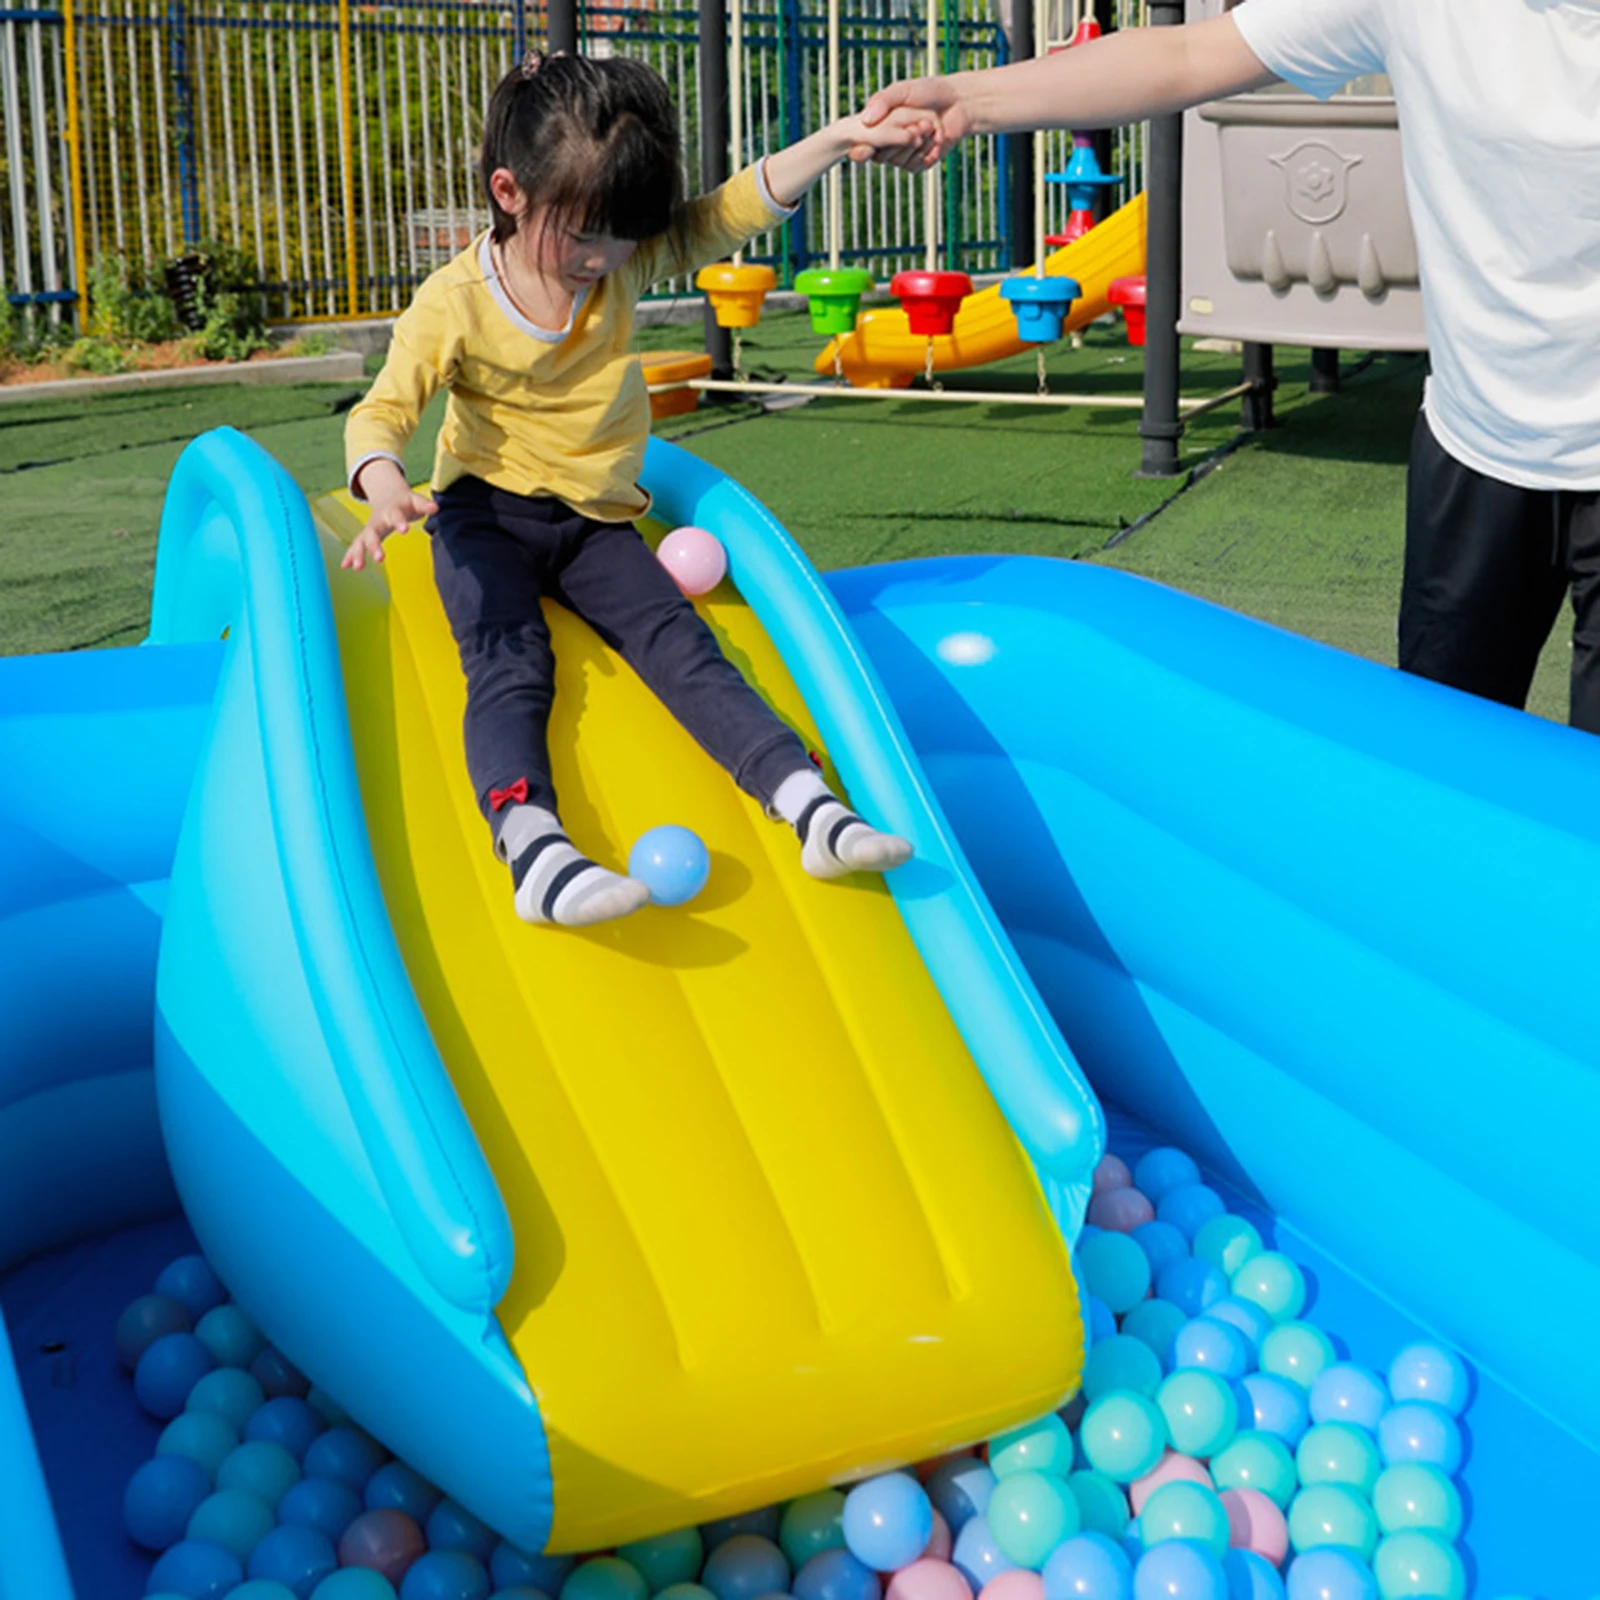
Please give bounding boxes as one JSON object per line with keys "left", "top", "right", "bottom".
{"left": 886, "top": 1560, "right": 972, "bottom": 1600}
{"left": 922, "top": 1510, "right": 952, "bottom": 1563}
{"left": 1221, "top": 1487, "right": 1288, "bottom": 1565}
{"left": 1129, "top": 1451, "right": 1213, "bottom": 1515}
{"left": 657, "top": 526, "right": 728, "bottom": 596}
{"left": 337, "top": 1507, "right": 426, "bottom": 1580}
{"left": 1093, "top": 1155, "right": 1133, "bottom": 1195}
{"left": 979, "top": 1571, "right": 1044, "bottom": 1600}
{"left": 1087, "top": 1187, "right": 1156, "bottom": 1233}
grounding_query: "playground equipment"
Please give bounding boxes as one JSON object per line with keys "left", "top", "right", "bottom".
{"left": 1108, "top": 275, "right": 1148, "bottom": 347}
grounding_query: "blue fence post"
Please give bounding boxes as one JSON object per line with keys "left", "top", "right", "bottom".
{"left": 169, "top": 0, "right": 199, "bottom": 246}
{"left": 513, "top": 0, "right": 526, "bottom": 59}
{"left": 782, "top": 0, "right": 807, "bottom": 277}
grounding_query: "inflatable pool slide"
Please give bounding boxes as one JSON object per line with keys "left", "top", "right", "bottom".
{"left": 3, "top": 428, "right": 1598, "bottom": 1597}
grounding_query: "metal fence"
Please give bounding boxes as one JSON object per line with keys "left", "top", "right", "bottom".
{"left": 1, "top": 0, "right": 1144, "bottom": 328}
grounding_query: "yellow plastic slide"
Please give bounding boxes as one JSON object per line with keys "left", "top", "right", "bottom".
{"left": 815, "top": 193, "right": 1147, "bottom": 388}
{"left": 313, "top": 492, "right": 1083, "bottom": 1550}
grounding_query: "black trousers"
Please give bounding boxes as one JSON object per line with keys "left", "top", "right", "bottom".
{"left": 428, "top": 476, "right": 810, "bottom": 829}
{"left": 1401, "top": 413, "right": 1600, "bottom": 732}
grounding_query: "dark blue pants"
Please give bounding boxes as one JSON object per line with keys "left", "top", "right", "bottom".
{"left": 428, "top": 476, "right": 810, "bottom": 827}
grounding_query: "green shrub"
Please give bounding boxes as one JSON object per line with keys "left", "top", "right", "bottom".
{"left": 167, "top": 240, "right": 270, "bottom": 363}
{"left": 64, "top": 334, "right": 130, "bottom": 375}
{"left": 280, "top": 329, "right": 339, "bottom": 358}
{"left": 86, "top": 254, "right": 181, "bottom": 345}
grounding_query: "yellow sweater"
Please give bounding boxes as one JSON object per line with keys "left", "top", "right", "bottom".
{"left": 345, "top": 163, "right": 790, "bottom": 523}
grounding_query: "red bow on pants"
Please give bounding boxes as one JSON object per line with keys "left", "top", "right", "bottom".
{"left": 489, "top": 777, "right": 529, "bottom": 812}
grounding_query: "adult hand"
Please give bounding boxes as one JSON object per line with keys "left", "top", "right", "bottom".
{"left": 860, "top": 77, "right": 973, "bottom": 150}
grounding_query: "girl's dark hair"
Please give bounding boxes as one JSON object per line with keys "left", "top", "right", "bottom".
{"left": 480, "top": 52, "right": 684, "bottom": 247}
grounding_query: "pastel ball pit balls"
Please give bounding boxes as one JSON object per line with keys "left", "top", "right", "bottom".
{"left": 1371, "top": 1465, "right": 1462, "bottom": 1540}
{"left": 1295, "top": 1423, "right": 1382, "bottom": 1498}
{"left": 1385, "top": 1346, "right": 1469, "bottom": 1417}
{"left": 1371, "top": 1531, "right": 1465, "bottom": 1600}
{"left": 926, "top": 1458, "right": 995, "bottom": 1536}
{"left": 1132, "top": 1148, "right": 1200, "bottom": 1203}
{"left": 124, "top": 1453, "right": 213, "bottom": 1551}
{"left": 1156, "top": 1184, "right": 1226, "bottom": 1243}
{"left": 117, "top": 1293, "right": 193, "bottom": 1370}
{"left": 194, "top": 1303, "right": 266, "bottom": 1369}
{"left": 146, "top": 1537, "right": 244, "bottom": 1597}
{"left": 248, "top": 1522, "right": 339, "bottom": 1596}
{"left": 951, "top": 1516, "right": 1018, "bottom": 1593}
{"left": 188, "top": 1368, "right": 267, "bottom": 1433}
{"left": 155, "top": 1254, "right": 229, "bottom": 1320}
{"left": 1285, "top": 1549, "right": 1378, "bottom": 1600}
{"left": 1375, "top": 1404, "right": 1462, "bottom": 1475}
{"left": 1154, "top": 1260, "right": 1229, "bottom": 1321}
{"left": 136, "top": 1332, "right": 217, "bottom": 1420}
{"left": 1120, "top": 1301, "right": 1189, "bottom": 1371}
{"left": 1210, "top": 1433, "right": 1298, "bottom": 1510}
{"left": 1220, "top": 1487, "right": 1288, "bottom": 1567}
{"left": 886, "top": 1559, "right": 975, "bottom": 1600}
{"left": 493, "top": 1544, "right": 575, "bottom": 1593}
{"left": 1130, "top": 1539, "right": 1227, "bottom": 1600}
{"left": 621, "top": 1526, "right": 707, "bottom": 1591}
{"left": 1039, "top": 1532, "right": 1133, "bottom": 1600}
{"left": 1079, "top": 1393, "right": 1168, "bottom": 1483}
{"left": 1094, "top": 1155, "right": 1134, "bottom": 1194}
{"left": 1259, "top": 1324, "right": 1336, "bottom": 1392}
{"left": 1083, "top": 1336, "right": 1164, "bottom": 1402}
{"left": 1131, "top": 1223, "right": 1190, "bottom": 1281}
{"left": 657, "top": 526, "right": 728, "bottom": 597}
{"left": 278, "top": 1476, "right": 365, "bottom": 1542}
{"left": 247, "top": 1396, "right": 326, "bottom": 1462}
{"left": 701, "top": 1535, "right": 791, "bottom": 1600}
{"left": 1155, "top": 1370, "right": 1238, "bottom": 1460}
{"left": 1223, "top": 1550, "right": 1287, "bottom": 1600}
{"left": 186, "top": 1487, "right": 277, "bottom": 1563}
{"left": 703, "top": 1508, "right": 783, "bottom": 1549}
{"left": 367, "top": 1462, "right": 444, "bottom": 1522}
{"left": 989, "top": 1414, "right": 1075, "bottom": 1478}
{"left": 399, "top": 1549, "right": 492, "bottom": 1600}
{"left": 1286, "top": 1485, "right": 1379, "bottom": 1562}
{"left": 629, "top": 825, "right": 712, "bottom": 907}
{"left": 217, "top": 1440, "right": 302, "bottom": 1510}
{"left": 1308, "top": 1365, "right": 1389, "bottom": 1432}
{"left": 986, "top": 1471, "right": 1080, "bottom": 1568}
{"left": 1239, "top": 1373, "right": 1311, "bottom": 1448}
{"left": 1128, "top": 1452, "right": 1211, "bottom": 1518}
{"left": 844, "top": 1474, "right": 935, "bottom": 1572}
{"left": 1087, "top": 1187, "right": 1155, "bottom": 1233}
{"left": 339, "top": 1508, "right": 428, "bottom": 1582}
{"left": 1077, "top": 1233, "right": 1152, "bottom": 1316}
{"left": 1065, "top": 1471, "right": 1131, "bottom": 1541}
{"left": 311, "top": 1574, "right": 402, "bottom": 1600}
{"left": 1231, "top": 1255, "right": 1307, "bottom": 1323}
{"left": 1170, "top": 1317, "right": 1252, "bottom": 1381}
{"left": 306, "top": 1426, "right": 390, "bottom": 1493}
{"left": 1191, "top": 1216, "right": 1262, "bottom": 1280}
{"left": 1138, "top": 1481, "right": 1230, "bottom": 1559}
{"left": 564, "top": 1559, "right": 650, "bottom": 1600}
{"left": 795, "top": 1546, "right": 885, "bottom": 1600}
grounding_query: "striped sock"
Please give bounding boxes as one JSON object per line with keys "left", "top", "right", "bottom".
{"left": 496, "top": 805, "right": 648, "bottom": 927}
{"left": 769, "top": 768, "right": 913, "bottom": 882}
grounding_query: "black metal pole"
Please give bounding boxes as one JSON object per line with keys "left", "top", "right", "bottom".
{"left": 1137, "top": 0, "right": 1184, "bottom": 478}
{"left": 698, "top": 0, "right": 734, "bottom": 377}
{"left": 1007, "top": 0, "right": 1034, "bottom": 270}
{"left": 1241, "top": 341, "right": 1277, "bottom": 431}
{"left": 1310, "top": 345, "right": 1340, "bottom": 394}
{"left": 547, "top": 0, "right": 578, "bottom": 55}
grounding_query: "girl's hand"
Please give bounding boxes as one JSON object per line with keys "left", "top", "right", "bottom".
{"left": 838, "top": 104, "right": 945, "bottom": 170}
{"left": 857, "top": 79, "right": 972, "bottom": 158}
{"left": 341, "top": 488, "right": 439, "bottom": 571}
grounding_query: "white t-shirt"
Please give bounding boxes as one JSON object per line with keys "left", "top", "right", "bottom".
{"left": 1232, "top": 0, "right": 1600, "bottom": 490}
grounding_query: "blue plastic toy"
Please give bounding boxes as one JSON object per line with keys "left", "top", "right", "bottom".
{"left": 628, "top": 824, "right": 712, "bottom": 907}
{"left": 998, "top": 276, "right": 1081, "bottom": 344}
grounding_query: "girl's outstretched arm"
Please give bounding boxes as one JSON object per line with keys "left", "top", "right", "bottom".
{"left": 763, "top": 106, "right": 941, "bottom": 206}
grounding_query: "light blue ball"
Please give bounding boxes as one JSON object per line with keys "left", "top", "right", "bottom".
{"left": 950, "top": 1515, "right": 1018, "bottom": 1593}
{"left": 926, "top": 1457, "right": 996, "bottom": 1535}
{"left": 1173, "top": 1318, "right": 1253, "bottom": 1381}
{"left": 1231, "top": 1255, "right": 1307, "bottom": 1323}
{"left": 1084, "top": 1336, "right": 1165, "bottom": 1402}
{"left": 186, "top": 1487, "right": 276, "bottom": 1563}
{"left": 1121, "top": 1301, "right": 1190, "bottom": 1372}
{"left": 701, "top": 1535, "right": 791, "bottom": 1600}
{"left": 187, "top": 1368, "right": 267, "bottom": 1432}
{"left": 305, "top": 1427, "right": 388, "bottom": 1492}
{"left": 247, "top": 1523, "right": 338, "bottom": 1597}
{"left": 117, "top": 1294, "right": 193, "bottom": 1370}
{"left": 1376, "top": 1403, "right": 1462, "bottom": 1474}
{"left": 137, "top": 1333, "right": 218, "bottom": 1420}
{"left": 277, "top": 1476, "right": 364, "bottom": 1542}
{"left": 1191, "top": 1217, "right": 1263, "bottom": 1280}
{"left": 401, "top": 1550, "right": 493, "bottom": 1600}
{"left": 124, "top": 1454, "right": 213, "bottom": 1550}
{"left": 1205, "top": 1299, "right": 1276, "bottom": 1351}
{"left": 1080, "top": 1393, "right": 1168, "bottom": 1482}
{"left": 794, "top": 1548, "right": 884, "bottom": 1600}
{"left": 233, "top": 1583, "right": 303, "bottom": 1600}
{"left": 146, "top": 1537, "right": 244, "bottom": 1598}
{"left": 1223, "top": 1550, "right": 1286, "bottom": 1600}
{"left": 366, "top": 1462, "right": 443, "bottom": 1522}
{"left": 158, "top": 1411, "right": 241, "bottom": 1479}
{"left": 426, "top": 1498, "right": 498, "bottom": 1562}
{"left": 629, "top": 825, "right": 711, "bottom": 906}
{"left": 194, "top": 1304, "right": 266, "bottom": 1369}
{"left": 1308, "top": 1365, "right": 1388, "bottom": 1432}
{"left": 1133, "top": 1149, "right": 1200, "bottom": 1202}
{"left": 843, "top": 1474, "right": 934, "bottom": 1572}
{"left": 1041, "top": 1531, "right": 1133, "bottom": 1600}
{"left": 154, "top": 1255, "right": 229, "bottom": 1320}
{"left": 246, "top": 1397, "right": 325, "bottom": 1461}
{"left": 990, "top": 1412, "right": 1075, "bottom": 1478}
{"left": 1240, "top": 1374, "right": 1311, "bottom": 1447}
{"left": 1087, "top": 1298, "right": 1119, "bottom": 1346}
{"left": 619, "top": 1526, "right": 706, "bottom": 1592}
{"left": 217, "top": 1441, "right": 301, "bottom": 1509}
{"left": 1156, "top": 1260, "right": 1229, "bottom": 1320}
{"left": 563, "top": 1559, "right": 651, "bottom": 1600}
{"left": 1078, "top": 1233, "right": 1153, "bottom": 1316}
{"left": 1132, "top": 1540, "right": 1227, "bottom": 1600}
{"left": 1140, "top": 1482, "right": 1229, "bottom": 1559}
{"left": 1258, "top": 1324, "right": 1336, "bottom": 1392}
{"left": 1066, "top": 1471, "right": 1131, "bottom": 1541}
{"left": 703, "top": 1509, "right": 784, "bottom": 1550}
{"left": 1131, "top": 1222, "right": 1191, "bottom": 1280}
{"left": 310, "top": 1571, "right": 400, "bottom": 1600}
{"left": 493, "top": 1545, "right": 576, "bottom": 1593}
{"left": 1157, "top": 1185, "right": 1226, "bottom": 1242}
{"left": 1285, "top": 1548, "right": 1379, "bottom": 1600}
{"left": 1385, "top": 1345, "right": 1470, "bottom": 1417}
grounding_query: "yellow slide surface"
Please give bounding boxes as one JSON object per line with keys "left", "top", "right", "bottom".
{"left": 816, "top": 193, "right": 1147, "bottom": 388}
{"left": 314, "top": 493, "right": 1082, "bottom": 1550}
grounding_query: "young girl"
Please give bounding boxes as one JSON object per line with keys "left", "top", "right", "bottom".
{"left": 344, "top": 52, "right": 935, "bottom": 928}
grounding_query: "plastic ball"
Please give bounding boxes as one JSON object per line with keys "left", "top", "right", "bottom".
{"left": 1040, "top": 1532, "right": 1133, "bottom": 1600}
{"left": 1065, "top": 1472, "right": 1130, "bottom": 1541}
{"left": 658, "top": 1588, "right": 716, "bottom": 1600}
{"left": 400, "top": 1550, "right": 492, "bottom": 1600}
{"left": 950, "top": 1517, "right": 1018, "bottom": 1594}
{"left": 125, "top": 1453, "right": 214, "bottom": 1550}
{"left": 187, "top": 1368, "right": 267, "bottom": 1432}
{"left": 339, "top": 1508, "right": 427, "bottom": 1582}
{"left": 987, "top": 1472, "right": 1080, "bottom": 1568}
{"left": 247, "top": 1396, "right": 325, "bottom": 1461}
{"left": 1077, "top": 1234, "right": 1153, "bottom": 1316}
{"left": 1384, "top": 1347, "right": 1469, "bottom": 1418}
{"left": 1375, "top": 1405, "right": 1462, "bottom": 1474}
{"left": 702, "top": 1535, "right": 791, "bottom": 1600}
{"left": 118, "top": 1293, "right": 194, "bottom": 1369}
{"left": 1230, "top": 1257, "right": 1306, "bottom": 1323}
{"left": 1371, "top": 1465, "right": 1461, "bottom": 1540}
{"left": 1370, "top": 1531, "right": 1464, "bottom": 1600}
{"left": 1140, "top": 1482, "right": 1229, "bottom": 1558}
{"left": 1089, "top": 1189, "right": 1156, "bottom": 1233}
{"left": 1209, "top": 1434, "right": 1298, "bottom": 1511}
{"left": 1205, "top": 1300, "right": 1275, "bottom": 1351}
{"left": 979, "top": 1573, "right": 1044, "bottom": 1600}
{"left": 146, "top": 1538, "right": 244, "bottom": 1598}
{"left": 887, "top": 1559, "right": 975, "bottom": 1600}
{"left": 1128, "top": 1453, "right": 1212, "bottom": 1517}
{"left": 252, "top": 1346, "right": 311, "bottom": 1401}
{"left": 1131, "top": 1540, "right": 1227, "bottom": 1600}
{"left": 1258, "top": 1326, "right": 1335, "bottom": 1392}
{"left": 628, "top": 825, "right": 712, "bottom": 906}
{"left": 137, "top": 1332, "right": 218, "bottom": 1419}
{"left": 1157, "top": 1371, "right": 1239, "bottom": 1460}
{"left": 845, "top": 1476, "right": 936, "bottom": 1572}
{"left": 235, "top": 1583, "right": 306, "bottom": 1600}
{"left": 1121, "top": 1302, "right": 1189, "bottom": 1371}
{"left": 194, "top": 1303, "right": 266, "bottom": 1369}
{"left": 423, "top": 1499, "right": 496, "bottom": 1563}
{"left": 1240, "top": 1374, "right": 1311, "bottom": 1448}
{"left": 1094, "top": 1156, "right": 1134, "bottom": 1194}
{"left": 306, "top": 1427, "right": 390, "bottom": 1492}
{"left": 1308, "top": 1366, "right": 1388, "bottom": 1432}
{"left": 1191, "top": 1219, "right": 1262, "bottom": 1282}
{"left": 1284, "top": 1549, "right": 1378, "bottom": 1600}
{"left": 564, "top": 1561, "right": 651, "bottom": 1600}
{"left": 1131, "top": 1223, "right": 1190, "bottom": 1281}
{"left": 703, "top": 1509, "right": 784, "bottom": 1549}
{"left": 926, "top": 1510, "right": 955, "bottom": 1562}
{"left": 1223, "top": 1549, "right": 1286, "bottom": 1600}
{"left": 1156, "top": 1261, "right": 1230, "bottom": 1321}
{"left": 1087, "top": 1299, "right": 1119, "bottom": 1347}
{"left": 1080, "top": 1394, "right": 1168, "bottom": 1483}
{"left": 927, "top": 1460, "right": 996, "bottom": 1536}
{"left": 657, "top": 526, "right": 728, "bottom": 596}
{"left": 1172, "top": 1319, "right": 1253, "bottom": 1381}
{"left": 621, "top": 1526, "right": 706, "bottom": 1591}
{"left": 493, "top": 1545, "right": 575, "bottom": 1593}
{"left": 1157, "top": 1186, "right": 1226, "bottom": 1243}
{"left": 1220, "top": 1489, "right": 1288, "bottom": 1567}
{"left": 278, "top": 1476, "right": 364, "bottom": 1542}
{"left": 1296, "top": 1424, "right": 1381, "bottom": 1497}
{"left": 795, "top": 1548, "right": 885, "bottom": 1600}
{"left": 218, "top": 1440, "right": 302, "bottom": 1509}
{"left": 247, "top": 1522, "right": 338, "bottom": 1596}
{"left": 311, "top": 1573, "right": 401, "bottom": 1600}
{"left": 157, "top": 1410, "right": 241, "bottom": 1479}
{"left": 155, "top": 1255, "right": 229, "bottom": 1320}
{"left": 990, "top": 1414, "right": 1075, "bottom": 1479}
{"left": 1286, "top": 1486, "right": 1378, "bottom": 1562}
{"left": 1133, "top": 1149, "right": 1200, "bottom": 1203}
{"left": 1085, "top": 1337, "right": 1164, "bottom": 1403}
{"left": 366, "top": 1462, "right": 443, "bottom": 1522}
{"left": 187, "top": 1487, "right": 276, "bottom": 1562}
